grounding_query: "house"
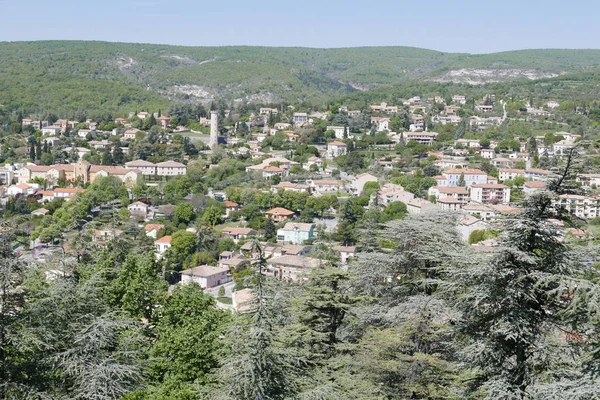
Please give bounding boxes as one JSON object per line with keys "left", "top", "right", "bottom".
{"left": 480, "top": 149, "right": 495, "bottom": 159}
{"left": 305, "top": 157, "right": 323, "bottom": 171}
{"left": 218, "top": 252, "right": 248, "bottom": 270}
{"left": 523, "top": 181, "right": 546, "bottom": 195}
{"left": 180, "top": 265, "right": 231, "bottom": 289}
{"left": 577, "top": 174, "right": 600, "bottom": 188}
{"left": 267, "top": 255, "right": 322, "bottom": 280}
{"left": 156, "top": 161, "right": 187, "bottom": 176}
{"left": 272, "top": 244, "right": 310, "bottom": 258}
{"left": 262, "top": 166, "right": 284, "bottom": 179}
{"left": 155, "top": 235, "right": 172, "bottom": 258}
{"left": 265, "top": 207, "right": 295, "bottom": 222}
{"left": 310, "top": 179, "right": 345, "bottom": 195}
{"left": 374, "top": 183, "right": 415, "bottom": 205}
{"left": 157, "top": 115, "right": 170, "bottom": 129}
{"left": 437, "top": 197, "right": 462, "bottom": 211}
{"left": 42, "top": 137, "right": 61, "bottom": 147}
{"left": 224, "top": 201, "right": 240, "bottom": 217}
{"left": 7, "top": 183, "right": 37, "bottom": 196}
{"left": 371, "top": 117, "right": 391, "bottom": 132}
{"left": 498, "top": 168, "right": 525, "bottom": 182}
{"left": 332, "top": 246, "right": 356, "bottom": 264}
{"left": 293, "top": 113, "right": 308, "bottom": 126}
{"left": 491, "top": 157, "right": 517, "bottom": 169}
{"left": 428, "top": 186, "right": 469, "bottom": 204}
{"left": 125, "top": 159, "right": 157, "bottom": 175}
{"left": 442, "top": 168, "right": 488, "bottom": 187}
{"left": 406, "top": 198, "right": 437, "bottom": 214}
{"left": 556, "top": 195, "right": 600, "bottom": 219}
{"left": 64, "top": 147, "right": 92, "bottom": 161}
{"left": 370, "top": 102, "right": 398, "bottom": 113}
{"left": 277, "top": 222, "right": 315, "bottom": 244}
{"left": 404, "top": 132, "right": 438, "bottom": 145}
{"left": 327, "top": 126, "right": 347, "bottom": 139}
{"left": 458, "top": 215, "right": 489, "bottom": 242}
{"left": 144, "top": 224, "right": 165, "bottom": 239}
{"left": 93, "top": 228, "right": 123, "bottom": 244}
{"left": 453, "top": 95, "right": 467, "bottom": 104}
{"left": 461, "top": 203, "right": 496, "bottom": 221}
{"left": 232, "top": 288, "right": 254, "bottom": 312}
{"left": 221, "top": 227, "right": 257, "bottom": 243}
{"left": 351, "top": 173, "right": 378, "bottom": 195}
{"left": 53, "top": 187, "right": 86, "bottom": 200}
{"left": 524, "top": 168, "right": 552, "bottom": 181}
{"left": 41, "top": 125, "right": 62, "bottom": 136}
{"left": 470, "top": 184, "right": 511, "bottom": 204}
{"left": 88, "top": 140, "right": 112, "bottom": 150}
{"left": 123, "top": 129, "right": 141, "bottom": 140}
{"left": 455, "top": 139, "right": 480, "bottom": 148}
{"left": 327, "top": 141, "right": 347, "bottom": 158}
{"left": 272, "top": 182, "right": 311, "bottom": 193}
{"left": 128, "top": 201, "right": 149, "bottom": 217}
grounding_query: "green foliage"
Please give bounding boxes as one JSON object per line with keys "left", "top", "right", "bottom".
{"left": 148, "top": 284, "right": 230, "bottom": 397}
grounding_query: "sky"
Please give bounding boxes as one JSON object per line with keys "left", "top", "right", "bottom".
{"left": 0, "top": 0, "right": 598, "bottom": 53}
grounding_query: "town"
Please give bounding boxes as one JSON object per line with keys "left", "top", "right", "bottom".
{"left": 2, "top": 59, "right": 600, "bottom": 398}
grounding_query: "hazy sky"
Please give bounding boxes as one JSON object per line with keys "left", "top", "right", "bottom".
{"left": 0, "top": 0, "right": 598, "bottom": 53}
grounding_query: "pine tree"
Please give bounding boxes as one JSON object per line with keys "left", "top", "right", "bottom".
{"left": 214, "top": 242, "right": 295, "bottom": 400}
{"left": 446, "top": 190, "right": 600, "bottom": 398}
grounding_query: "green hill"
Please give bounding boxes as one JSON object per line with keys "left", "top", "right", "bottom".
{"left": 1, "top": 41, "right": 600, "bottom": 115}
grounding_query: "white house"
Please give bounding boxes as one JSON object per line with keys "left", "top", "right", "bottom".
{"left": 327, "top": 141, "right": 347, "bottom": 159}
{"left": 277, "top": 223, "right": 316, "bottom": 244}
{"left": 156, "top": 161, "right": 187, "bottom": 176}
{"left": 154, "top": 235, "right": 172, "bottom": 258}
{"left": 470, "top": 184, "right": 511, "bottom": 204}
{"left": 125, "top": 159, "right": 157, "bottom": 175}
{"left": 442, "top": 168, "right": 488, "bottom": 187}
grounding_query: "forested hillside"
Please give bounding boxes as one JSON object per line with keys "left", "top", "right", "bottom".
{"left": 3, "top": 41, "right": 600, "bottom": 115}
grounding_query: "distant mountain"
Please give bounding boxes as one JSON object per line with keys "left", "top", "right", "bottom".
{"left": 1, "top": 41, "right": 600, "bottom": 114}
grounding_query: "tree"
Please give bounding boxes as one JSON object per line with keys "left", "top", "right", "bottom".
{"left": 148, "top": 285, "right": 230, "bottom": 398}
{"left": 446, "top": 191, "right": 599, "bottom": 398}
{"left": 169, "top": 230, "right": 197, "bottom": 260}
{"left": 174, "top": 202, "right": 195, "bottom": 225}
{"left": 213, "top": 243, "right": 295, "bottom": 399}
{"left": 457, "top": 173, "right": 466, "bottom": 187}
{"left": 202, "top": 206, "right": 223, "bottom": 227}
{"left": 381, "top": 201, "right": 407, "bottom": 222}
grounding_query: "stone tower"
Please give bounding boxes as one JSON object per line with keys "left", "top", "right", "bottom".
{"left": 209, "top": 111, "right": 218, "bottom": 150}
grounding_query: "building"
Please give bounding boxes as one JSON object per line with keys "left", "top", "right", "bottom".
{"left": 352, "top": 173, "right": 378, "bottom": 194}
{"left": 556, "top": 195, "right": 600, "bottom": 219}
{"left": 155, "top": 235, "right": 172, "bottom": 258}
{"left": 327, "top": 126, "right": 346, "bottom": 139}
{"left": 332, "top": 246, "right": 356, "bottom": 264}
{"left": 459, "top": 215, "right": 489, "bottom": 242}
{"left": 404, "top": 132, "right": 438, "bottom": 146}
{"left": 277, "top": 222, "right": 315, "bottom": 244}
{"left": 265, "top": 207, "right": 295, "bottom": 222}
{"left": 221, "top": 227, "right": 257, "bottom": 243}
{"left": 209, "top": 111, "right": 218, "bottom": 150}
{"left": 577, "top": 174, "right": 600, "bottom": 188}
{"left": 271, "top": 182, "right": 311, "bottom": 193}
{"left": 374, "top": 183, "right": 415, "bottom": 205}
{"left": 442, "top": 169, "right": 488, "bottom": 187}
{"left": 156, "top": 161, "right": 187, "bottom": 176}
{"left": 128, "top": 201, "right": 149, "bottom": 218}
{"left": 498, "top": 168, "right": 525, "bottom": 182}
{"left": 524, "top": 168, "right": 552, "bottom": 181}
{"left": 406, "top": 198, "right": 437, "bottom": 214}
{"left": 437, "top": 197, "right": 462, "bottom": 211}
{"left": 428, "top": 186, "right": 469, "bottom": 203}
{"left": 327, "top": 141, "right": 347, "bottom": 158}
{"left": 267, "top": 255, "right": 322, "bottom": 280}
{"left": 293, "top": 113, "right": 308, "bottom": 126}
{"left": 125, "top": 159, "right": 157, "bottom": 175}
{"left": 523, "top": 181, "right": 546, "bottom": 195}
{"left": 371, "top": 117, "right": 390, "bottom": 132}
{"left": 453, "top": 95, "right": 467, "bottom": 104}
{"left": 470, "top": 184, "right": 511, "bottom": 204}
{"left": 158, "top": 115, "right": 170, "bottom": 129}
{"left": 180, "top": 265, "right": 231, "bottom": 288}
{"left": 144, "top": 224, "right": 165, "bottom": 239}
{"left": 310, "top": 179, "right": 345, "bottom": 195}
